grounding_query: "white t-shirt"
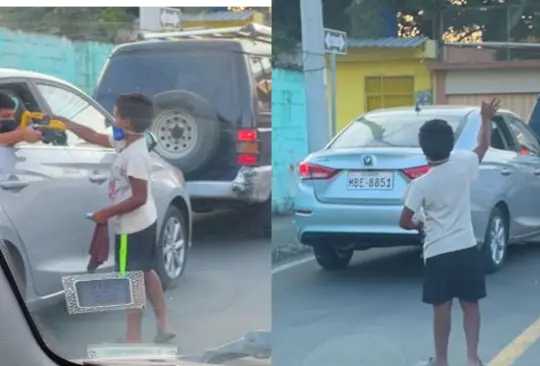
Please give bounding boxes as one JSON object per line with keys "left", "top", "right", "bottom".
{"left": 403, "top": 150, "right": 479, "bottom": 259}
{"left": 108, "top": 136, "right": 157, "bottom": 234}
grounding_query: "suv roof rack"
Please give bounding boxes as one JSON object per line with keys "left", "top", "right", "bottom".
{"left": 137, "top": 23, "right": 271, "bottom": 44}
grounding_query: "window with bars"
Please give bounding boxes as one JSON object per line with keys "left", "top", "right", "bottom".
{"left": 365, "top": 76, "right": 415, "bottom": 112}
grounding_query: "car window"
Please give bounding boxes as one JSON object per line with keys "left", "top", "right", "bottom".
{"left": 250, "top": 56, "right": 271, "bottom": 119}
{"left": 329, "top": 114, "right": 463, "bottom": 149}
{"left": 36, "top": 84, "right": 110, "bottom": 146}
{"left": 94, "top": 49, "right": 245, "bottom": 125}
{"left": 506, "top": 115, "right": 540, "bottom": 155}
{"left": 0, "top": 82, "right": 54, "bottom": 146}
{"left": 490, "top": 117, "right": 514, "bottom": 151}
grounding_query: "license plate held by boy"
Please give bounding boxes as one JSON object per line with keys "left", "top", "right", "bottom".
{"left": 62, "top": 271, "right": 146, "bottom": 314}
{"left": 347, "top": 171, "right": 394, "bottom": 190}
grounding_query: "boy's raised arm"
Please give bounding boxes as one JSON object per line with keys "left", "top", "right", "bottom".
{"left": 56, "top": 117, "right": 112, "bottom": 148}
{"left": 473, "top": 99, "right": 500, "bottom": 162}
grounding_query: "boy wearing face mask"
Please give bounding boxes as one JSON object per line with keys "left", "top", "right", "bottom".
{"left": 59, "top": 93, "right": 175, "bottom": 344}
{"left": 0, "top": 91, "right": 42, "bottom": 145}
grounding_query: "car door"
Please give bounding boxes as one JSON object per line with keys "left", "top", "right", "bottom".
{"left": 33, "top": 80, "right": 117, "bottom": 275}
{"left": 504, "top": 113, "right": 540, "bottom": 238}
{"left": 0, "top": 78, "right": 97, "bottom": 297}
{"left": 472, "top": 115, "right": 529, "bottom": 240}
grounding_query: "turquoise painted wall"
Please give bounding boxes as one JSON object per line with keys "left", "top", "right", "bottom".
{"left": 0, "top": 27, "right": 113, "bottom": 95}
{"left": 272, "top": 69, "right": 308, "bottom": 215}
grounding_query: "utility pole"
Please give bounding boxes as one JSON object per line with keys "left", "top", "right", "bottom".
{"left": 300, "top": 0, "right": 330, "bottom": 153}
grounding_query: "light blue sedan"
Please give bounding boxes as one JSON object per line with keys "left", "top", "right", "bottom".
{"left": 294, "top": 103, "right": 540, "bottom": 273}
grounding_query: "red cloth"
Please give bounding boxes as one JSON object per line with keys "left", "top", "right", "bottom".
{"left": 87, "top": 223, "right": 109, "bottom": 273}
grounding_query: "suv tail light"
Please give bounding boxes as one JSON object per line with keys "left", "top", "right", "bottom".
{"left": 236, "top": 129, "right": 259, "bottom": 166}
{"left": 299, "top": 162, "right": 339, "bottom": 180}
{"left": 403, "top": 165, "right": 430, "bottom": 180}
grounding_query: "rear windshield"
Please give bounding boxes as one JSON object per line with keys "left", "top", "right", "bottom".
{"left": 94, "top": 49, "right": 245, "bottom": 123}
{"left": 329, "top": 114, "right": 464, "bottom": 149}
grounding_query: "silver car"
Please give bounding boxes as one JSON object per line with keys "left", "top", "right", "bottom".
{"left": 294, "top": 105, "right": 540, "bottom": 273}
{"left": 0, "top": 68, "right": 192, "bottom": 310}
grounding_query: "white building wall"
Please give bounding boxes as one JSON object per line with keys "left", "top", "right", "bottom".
{"left": 445, "top": 69, "right": 540, "bottom": 94}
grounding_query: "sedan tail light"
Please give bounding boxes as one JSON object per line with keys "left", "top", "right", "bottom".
{"left": 299, "top": 162, "right": 339, "bottom": 180}
{"left": 403, "top": 165, "right": 430, "bottom": 180}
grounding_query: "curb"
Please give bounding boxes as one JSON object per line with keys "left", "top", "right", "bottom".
{"left": 272, "top": 244, "right": 312, "bottom": 267}
{"left": 271, "top": 216, "right": 310, "bottom": 266}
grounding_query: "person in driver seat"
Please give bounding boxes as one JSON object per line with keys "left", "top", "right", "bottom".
{"left": 0, "top": 91, "right": 42, "bottom": 146}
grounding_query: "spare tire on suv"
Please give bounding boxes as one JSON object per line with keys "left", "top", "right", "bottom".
{"left": 152, "top": 90, "right": 220, "bottom": 174}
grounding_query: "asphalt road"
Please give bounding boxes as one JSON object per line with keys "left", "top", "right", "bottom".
{"left": 273, "top": 229, "right": 540, "bottom": 366}
{"left": 33, "top": 210, "right": 271, "bottom": 362}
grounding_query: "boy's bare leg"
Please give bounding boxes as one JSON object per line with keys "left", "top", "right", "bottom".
{"left": 433, "top": 300, "right": 452, "bottom": 366}
{"left": 460, "top": 300, "right": 481, "bottom": 366}
{"left": 144, "top": 270, "right": 171, "bottom": 333}
{"left": 125, "top": 309, "right": 143, "bottom": 343}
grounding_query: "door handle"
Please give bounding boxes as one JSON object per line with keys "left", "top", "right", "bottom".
{"left": 535, "top": 169, "right": 540, "bottom": 176}
{"left": 89, "top": 174, "right": 108, "bottom": 183}
{"left": 501, "top": 169, "right": 511, "bottom": 176}
{"left": 0, "top": 181, "right": 29, "bottom": 190}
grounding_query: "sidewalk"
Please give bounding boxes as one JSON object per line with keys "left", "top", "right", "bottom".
{"left": 271, "top": 215, "right": 311, "bottom": 267}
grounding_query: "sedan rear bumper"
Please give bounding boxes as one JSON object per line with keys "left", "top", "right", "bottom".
{"left": 294, "top": 201, "right": 422, "bottom": 249}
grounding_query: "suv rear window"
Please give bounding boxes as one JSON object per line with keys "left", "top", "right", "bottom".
{"left": 95, "top": 49, "right": 244, "bottom": 123}
{"left": 329, "top": 114, "right": 464, "bottom": 149}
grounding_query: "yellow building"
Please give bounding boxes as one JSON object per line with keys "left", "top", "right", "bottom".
{"left": 180, "top": 10, "right": 269, "bottom": 29}
{"left": 327, "top": 37, "right": 437, "bottom": 132}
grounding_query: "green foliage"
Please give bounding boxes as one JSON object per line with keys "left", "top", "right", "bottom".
{"left": 273, "top": 0, "right": 540, "bottom": 57}
{"left": 0, "top": 7, "right": 136, "bottom": 43}
{"left": 272, "top": 0, "right": 301, "bottom": 55}
{"left": 100, "top": 7, "right": 137, "bottom": 35}
{"left": 345, "top": 0, "right": 393, "bottom": 38}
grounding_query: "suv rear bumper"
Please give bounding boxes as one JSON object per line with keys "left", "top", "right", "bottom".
{"left": 187, "top": 166, "right": 271, "bottom": 205}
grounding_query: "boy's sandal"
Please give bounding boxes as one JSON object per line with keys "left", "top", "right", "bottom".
{"left": 413, "top": 357, "right": 436, "bottom": 366}
{"left": 154, "top": 331, "right": 176, "bottom": 344}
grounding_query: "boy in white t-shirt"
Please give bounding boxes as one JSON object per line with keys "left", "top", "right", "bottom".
{"left": 399, "top": 99, "right": 500, "bottom": 366}
{"left": 59, "top": 93, "right": 175, "bottom": 344}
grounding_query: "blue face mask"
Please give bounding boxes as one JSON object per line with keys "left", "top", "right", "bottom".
{"left": 112, "top": 126, "right": 126, "bottom": 141}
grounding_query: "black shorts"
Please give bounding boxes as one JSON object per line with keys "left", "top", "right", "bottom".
{"left": 423, "top": 246, "right": 486, "bottom": 305}
{"left": 114, "top": 222, "right": 157, "bottom": 272}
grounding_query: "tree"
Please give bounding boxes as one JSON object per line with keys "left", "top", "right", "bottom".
{"left": 273, "top": 0, "right": 540, "bottom": 58}
{"left": 0, "top": 7, "right": 137, "bottom": 43}
{"left": 272, "top": 0, "right": 301, "bottom": 56}
{"left": 396, "top": 0, "right": 537, "bottom": 42}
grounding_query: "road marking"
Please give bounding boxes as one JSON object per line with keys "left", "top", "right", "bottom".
{"left": 489, "top": 316, "right": 540, "bottom": 366}
{"left": 271, "top": 255, "right": 315, "bottom": 274}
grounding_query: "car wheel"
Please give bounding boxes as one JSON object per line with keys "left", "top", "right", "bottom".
{"left": 482, "top": 207, "right": 508, "bottom": 274}
{"left": 313, "top": 245, "right": 353, "bottom": 270}
{"left": 152, "top": 91, "right": 220, "bottom": 175}
{"left": 156, "top": 206, "right": 189, "bottom": 290}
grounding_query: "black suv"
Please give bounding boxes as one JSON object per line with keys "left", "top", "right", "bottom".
{"left": 95, "top": 24, "right": 271, "bottom": 236}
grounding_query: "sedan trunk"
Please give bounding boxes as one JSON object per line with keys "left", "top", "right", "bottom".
{"left": 309, "top": 147, "right": 428, "bottom": 206}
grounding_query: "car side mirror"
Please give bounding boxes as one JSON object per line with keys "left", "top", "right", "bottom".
{"left": 144, "top": 131, "right": 157, "bottom": 152}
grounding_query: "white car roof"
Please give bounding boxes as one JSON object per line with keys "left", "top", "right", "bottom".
{"left": 0, "top": 68, "right": 86, "bottom": 95}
